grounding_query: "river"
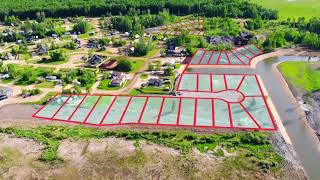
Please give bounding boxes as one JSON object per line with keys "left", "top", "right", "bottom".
{"left": 191, "top": 56, "right": 320, "bottom": 180}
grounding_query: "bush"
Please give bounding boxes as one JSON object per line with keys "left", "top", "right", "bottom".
{"left": 64, "top": 42, "right": 77, "bottom": 50}
{"left": 133, "top": 41, "right": 153, "bottom": 56}
{"left": 116, "top": 59, "right": 132, "bottom": 72}
{"left": 22, "top": 88, "right": 41, "bottom": 96}
{"left": 49, "top": 50, "right": 67, "bottom": 62}
{"left": 73, "top": 19, "right": 92, "bottom": 34}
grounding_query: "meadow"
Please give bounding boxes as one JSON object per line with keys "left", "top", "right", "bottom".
{"left": 278, "top": 62, "right": 320, "bottom": 92}
{"left": 250, "top": 0, "right": 320, "bottom": 20}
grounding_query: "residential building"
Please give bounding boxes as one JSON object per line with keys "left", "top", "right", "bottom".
{"left": 148, "top": 78, "right": 163, "bottom": 87}
{"left": 37, "top": 44, "right": 48, "bottom": 55}
{"left": 0, "top": 87, "right": 13, "bottom": 100}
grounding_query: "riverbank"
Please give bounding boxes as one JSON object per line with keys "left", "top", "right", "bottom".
{"left": 277, "top": 61, "right": 320, "bottom": 139}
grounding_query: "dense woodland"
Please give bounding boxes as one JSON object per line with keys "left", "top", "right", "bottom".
{"left": 110, "top": 11, "right": 175, "bottom": 35}
{"left": 0, "top": 0, "right": 277, "bottom": 20}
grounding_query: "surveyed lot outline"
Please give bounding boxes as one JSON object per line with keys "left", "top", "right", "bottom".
{"left": 32, "top": 44, "right": 276, "bottom": 131}
{"left": 160, "top": 18, "right": 205, "bottom": 36}
{"left": 189, "top": 45, "right": 263, "bottom": 66}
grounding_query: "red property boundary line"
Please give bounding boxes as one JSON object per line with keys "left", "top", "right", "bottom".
{"left": 162, "top": 18, "right": 205, "bottom": 36}
{"left": 188, "top": 45, "right": 263, "bottom": 66}
{"left": 33, "top": 93, "right": 277, "bottom": 131}
{"left": 176, "top": 73, "right": 260, "bottom": 95}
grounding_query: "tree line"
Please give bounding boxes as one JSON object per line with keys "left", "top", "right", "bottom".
{"left": 0, "top": 0, "right": 278, "bottom": 20}
{"left": 260, "top": 18, "right": 320, "bottom": 51}
{"left": 110, "top": 10, "right": 174, "bottom": 36}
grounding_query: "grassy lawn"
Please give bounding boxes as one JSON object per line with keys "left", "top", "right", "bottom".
{"left": 36, "top": 58, "right": 68, "bottom": 65}
{"left": 79, "top": 33, "right": 93, "bottom": 39}
{"left": 278, "top": 61, "right": 320, "bottom": 92}
{"left": 129, "top": 85, "right": 171, "bottom": 95}
{"left": 25, "top": 92, "right": 58, "bottom": 105}
{"left": 35, "top": 81, "right": 56, "bottom": 89}
{"left": 0, "top": 78, "right": 14, "bottom": 84}
{"left": 130, "top": 59, "right": 145, "bottom": 73}
{"left": 97, "top": 79, "right": 129, "bottom": 90}
{"left": 142, "top": 47, "right": 160, "bottom": 58}
{"left": 250, "top": 0, "right": 320, "bottom": 20}
{"left": 140, "top": 73, "right": 148, "bottom": 79}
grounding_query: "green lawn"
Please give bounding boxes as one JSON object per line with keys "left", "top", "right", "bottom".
{"left": 140, "top": 73, "right": 148, "bottom": 79}
{"left": 25, "top": 92, "right": 58, "bottom": 105}
{"left": 278, "top": 61, "right": 320, "bottom": 92}
{"left": 250, "top": 0, "right": 320, "bottom": 20}
{"left": 35, "top": 81, "right": 56, "bottom": 88}
{"left": 97, "top": 79, "right": 129, "bottom": 90}
{"left": 130, "top": 60, "right": 145, "bottom": 73}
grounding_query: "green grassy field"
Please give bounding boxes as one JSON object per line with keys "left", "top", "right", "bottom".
{"left": 250, "top": 0, "right": 320, "bottom": 20}
{"left": 278, "top": 62, "right": 320, "bottom": 92}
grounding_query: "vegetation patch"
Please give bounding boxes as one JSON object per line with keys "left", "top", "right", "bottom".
{"left": 251, "top": 0, "right": 320, "bottom": 20}
{"left": 0, "top": 126, "right": 283, "bottom": 174}
{"left": 279, "top": 61, "right": 320, "bottom": 92}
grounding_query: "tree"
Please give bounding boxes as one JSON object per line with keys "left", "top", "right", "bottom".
{"left": 49, "top": 50, "right": 67, "bottom": 62}
{"left": 263, "top": 30, "right": 286, "bottom": 52}
{"left": 117, "top": 59, "right": 132, "bottom": 72}
{"left": 164, "top": 65, "right": 173, "bottom": 76}
{"left": 131, "top": 23, "right": 144, "bottom": 37}
{"left": 245, "top": 16, "right": 264, "bottom": 30}
{"left": 4, "top": 15, "right": 19, "bottom": 26}
{"left": 73, "top": 19, "right": 92, "bottom": 34}
{"left": 36, "top": 12, "right": 46, "bottom": 22}
{"left": 133, "top": 41, "right": 153, "bottom": 56}
{"left": 64, "top": 42, "right": 77, "bottom": 50}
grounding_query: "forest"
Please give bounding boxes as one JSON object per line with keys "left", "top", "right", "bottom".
{"left": 0, "top": 0, "right": 277, "bottom": 20}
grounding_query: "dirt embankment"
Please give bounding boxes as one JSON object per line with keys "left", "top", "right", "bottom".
{"left": 272, "top": 132, "right": 307, "bottom": 179}
{"left": 301, "top": 91, "right": 320, "bottom": 138}
{"left": 0, "top": 134, "right": 306, "bottom": 180}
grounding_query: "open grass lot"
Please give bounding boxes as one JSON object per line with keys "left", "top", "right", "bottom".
{"left": 35, "top": 81, "right": 56, "bottom": 89}
{"left": 98, "top": 79, "right": 130, "bottom": 90}
{"left": 250, "top": 0, "right": 320, "bottom": 20}
{"left": 130, "top": 60, "right": 145, "bottom": 73}
{"left": 278, "top": 62, "right": 320, "bottom": 92}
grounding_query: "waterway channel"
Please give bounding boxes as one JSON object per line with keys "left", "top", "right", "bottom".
{"left": 192, "top": 56, "right": 320, "bottom": 180}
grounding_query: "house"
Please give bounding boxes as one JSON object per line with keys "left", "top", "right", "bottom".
{"left": 166, "top": 44, "right": 184, "bottom": 57}
{"left": 25, "top": 36, "right": 39, "bottom": 43}
{"left": 74, "top": 38, "right": 81, "bottom": 45}
{"left": 208, "top": 32, "right": 253, "bottom": 46}
{"left": 46, "top": 76, "right": 57, "bottom": 81}
{"left": 148, "top": 78, "right": 163, "bottom": 87}
{"left": 110, "top": 76, "right": 126, "bottom": 87}
{"left": 151, "top": 71, "right": 164, "bottom": 75}
{"left": 3, "top": 53, "right": 14, "bottom": 60}
{"left": 74, "top": 38, "right": 81, "bottom": 49}
{"left": 87, "top": 38, "right": 102, "bottom": 49}
{"left": 37, "top": 44, "right": 48, "bottom": 55}
{"left": 87, "top": 55, "right": 106, "bottom": 67}
{"left": 0, "top": 87, "right": 13, "bottom": 100}
{"left": 110, "top": 72, "right": 125, "bottom": 79}
{"left": 208, "top": 36, "right": 233, "bottom": 45}
{"left": 52, "top": 34, "right": 58, "bottom": 39}
{"left": 0, "top": 74, "right": 10, "bottom": 79}
{"left": 109, "top": 72, "right": 126, "bottom": 87}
